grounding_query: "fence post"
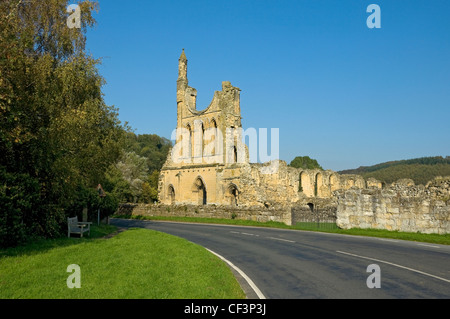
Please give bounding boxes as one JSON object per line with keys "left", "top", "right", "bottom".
{"left": 316, "top": 204, "right": 320, "bottom": 229}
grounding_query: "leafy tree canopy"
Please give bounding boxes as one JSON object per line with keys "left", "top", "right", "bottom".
{"left": 289, "top": 156, "right": 323, "bottom": 170}
{"left": 0, "top": 0, "right": 125, "bottom": 246}
{"left": 104, "top": 132, "right": 172, "bottom": 204}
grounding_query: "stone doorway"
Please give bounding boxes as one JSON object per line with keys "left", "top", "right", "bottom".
{"left": 194, "top": 177, "right": 207, "bottom": 205}
{"left": 168, "top": 185, "right": 175, "bottom": 204}
{"left": 227, "top": 184, "right": 239, "bottom": 206}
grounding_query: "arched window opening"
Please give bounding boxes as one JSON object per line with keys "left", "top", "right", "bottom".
{"left": 193, "top": 177, "right": 207, "bottom": 205}
{"left": 314, "top": 175, "right": 319, "bottom": 197}
{"left": 227, "top": 184, "right": 239, "bottom": 206}
{"left": 201, "top": 122, "right": 205, "bottom": 161}
{"left": 211, "top": 119, "right": 218, "bottom": 156}
{"left": 168, "top": 185, "right": 175, "bottom": 204}
{"left": 315, "top": 172, "right": 323, "bottom": 197}
{"left": 186, "top": 124, "right": 192, "bottom": 159}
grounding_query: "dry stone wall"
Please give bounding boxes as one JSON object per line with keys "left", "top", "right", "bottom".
{"left": 117, "top": 202, "right": 293, "bottom": 225}
{"left": 291, "top": 198, "right": 337, "bottom": 224}
{"left": 335, "top": 177, "right": 450, "bottom": 234}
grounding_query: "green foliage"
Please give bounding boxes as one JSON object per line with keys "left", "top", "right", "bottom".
{"left": 142, "top": 170, "right": 160, "bottom": 203}
{"left": 141, "top": 181, "right": 158, "bottom": 203}
{"left": 0, "top": 165, "right": 67, "bottom": 247}
{"left": 0, "top": 167, "right": 40, "bottom": 247}
{"left": 114, "top": 151, "right": 148, "bottom": 201}
{"left": 0, "top": 1, "right": 125, "bottom": 246}
{"left": 339, "top": 156, "right": 450, "bottom": 185}
{"left": 124, "top": 132, "right": 172, "bottom": 173}
{"left": 289, "top": 156, "right": 323, "bottom": 170}
{"left": 105, "top": 133, "right": 171, "bottom": 204}
{"left": 64, "top": 185, "right": 119, "bottom": 223}
{"left": 104, "top": 165, "right": 133, "bottom": 203}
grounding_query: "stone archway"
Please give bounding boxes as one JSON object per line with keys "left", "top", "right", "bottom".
{"left": 227, "top": 184, "right": 239, "bottom": 206}
{"left": 315, "top": 172, "right": 324, "bottom": 197}
{"left": 168, "top": 185, "right": 175, "bottom": 204}
{"left": 186, "top": 123, "right": 192, "bottom": 159}
{"left": 193, "top": 177, "right": 207, "bottom": 205}
{"left": 330, "top": 174, "right": 340, "bottom": 192}
{"left": 211, "top": 118, "right": 218, "bottom": 156}
{"left": 299, "top": 171, "right": 313, "bottom": 197}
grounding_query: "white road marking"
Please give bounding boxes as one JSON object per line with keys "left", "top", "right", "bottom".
{"left": 230, "top": 231, "right": 259, "bottom": 236}
{"left": 377, "top": 238, "right": 399, "bottom": 243}
{"left": 231, "top": 231, "right": 296, "bottom": 243}
{"left": 267, "top": 237, "right": 295, "bottom": 243}
{"left": 336, "top": 250, "right": 450, "bottom": 284}
{"left": 205, "top": 248, "right": 266, "bottom": 299}
{"left": 417, "top": 243, "right": 440, "bottom": 249}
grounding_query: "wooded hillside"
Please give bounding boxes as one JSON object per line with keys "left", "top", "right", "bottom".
{"left": 339, "top": 156, "right": 450, "bottom": 185}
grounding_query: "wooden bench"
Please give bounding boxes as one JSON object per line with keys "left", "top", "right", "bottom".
{"left": 67, "top": 217, "right": 92, "bottom": 238}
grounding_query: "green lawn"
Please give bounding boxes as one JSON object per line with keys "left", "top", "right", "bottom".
{"left": 0, "top": 226, "right": 245, "bottom": 299}
{"left": 3, "top": 215, "right": 448, "bottom": 299}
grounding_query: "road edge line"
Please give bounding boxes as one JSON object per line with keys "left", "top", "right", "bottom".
{"left": 205, "top": 248, "right": 266, "bottom": 299}
{"left": 336, "top": 250, "right": 450, "bottom": 284}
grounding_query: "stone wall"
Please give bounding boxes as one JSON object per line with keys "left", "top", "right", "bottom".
{"left": 239, "top": 161, "right": 299, "bottom": 207}
{"left": 291, "top": 198, "right": 337, "bottom": 224}
{"left": 335, "top": 177, "right": 450, "bottom": 234}
{"left": 117, "top": 203, "right": 293, "bottom": 225}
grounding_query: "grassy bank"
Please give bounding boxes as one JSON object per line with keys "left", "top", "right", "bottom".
{"left": 0, "top": 226, "right": 245, "bottom": 299}
{"left": 114, "top": 214, "right": 450, "bottom": 246}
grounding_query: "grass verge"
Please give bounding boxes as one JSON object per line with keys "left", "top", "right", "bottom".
{"left": 0, "top": 226, "right": 245, "bottom": 299}
{"left": 114, "top": 214, "right": 450, "bottom": 246}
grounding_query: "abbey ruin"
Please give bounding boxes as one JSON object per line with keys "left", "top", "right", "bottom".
{"left": 142, "top": 50, "right": 450, "bottom": 234}
{"left": 158, "top": 50, "right": 374, "bottom": 208}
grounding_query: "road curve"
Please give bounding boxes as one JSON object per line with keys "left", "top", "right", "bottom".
{"left": 110, "top": 218, "right": 450, "bottom": 299}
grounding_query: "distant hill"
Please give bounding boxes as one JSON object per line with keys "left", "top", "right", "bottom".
{"left": 338, "top": 156, "right": 450, "bottom": 186}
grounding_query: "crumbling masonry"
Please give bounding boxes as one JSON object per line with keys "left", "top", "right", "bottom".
{"left": 152, "top": 50, "right": 450, "bottom": 233}
{"left": 158, "top": 50, "right": 374, "bottom": 208}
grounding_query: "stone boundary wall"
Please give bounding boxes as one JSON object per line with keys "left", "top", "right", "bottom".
{"left": 291, "top": 198, "right": 337, "bottom": 224}
{"left": 335, "top": 177, "right": 450, "bottom": 234}
{"left": 116, "top": 203, "right": 293, "bottom": 225}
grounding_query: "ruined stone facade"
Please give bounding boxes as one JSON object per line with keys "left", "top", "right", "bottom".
{"left": 158, "top": 50, "right": 375, "bottom": 209}
{"left": 156, "top": 51, "right": 449, "bottom": 234}
{"left": 158, "top": 49, "right": 248, "bottom": 207}
{"left": 336, "top": 177, "right": 450, "bottom": 234}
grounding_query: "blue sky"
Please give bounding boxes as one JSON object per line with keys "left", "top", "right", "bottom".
{"left": 84, "top": 0, "right": 450, "bottom": 171}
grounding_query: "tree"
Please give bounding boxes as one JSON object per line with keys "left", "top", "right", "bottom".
{"left": 289, "top": 156, "right": 323, "bottom": 170}
{"left": 141, "top": 170, "right": 161, "bottom": 203}
{"left": 124, "top": 132, "right": 172, "bottom": 173}
{"left": 114, "top": 152, "right": 149, "bottom": 202}
{"left": 141, "top": 181, "right": 158, "bottom": 204}
{"left": 103, "top": 134, "right": 171, "bottom": 204}
{"left": 0, "top": 0, "right": 125, "bottom": 246}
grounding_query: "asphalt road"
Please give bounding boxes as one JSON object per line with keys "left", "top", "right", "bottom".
{"left": 110, "top": 218, "right": 450, "bottom": 299}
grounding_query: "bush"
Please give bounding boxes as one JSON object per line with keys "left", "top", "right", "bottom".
{"left": 64, "top": 185, "right": 120, "bottom": 223}
{"left": 0, "top": 167, "right": 41, "bottom": 247}
{"left": 289, "top": 156, "right": 323, "bottom": 170}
